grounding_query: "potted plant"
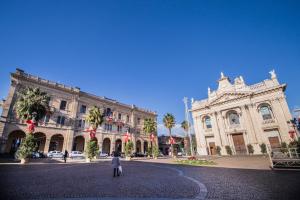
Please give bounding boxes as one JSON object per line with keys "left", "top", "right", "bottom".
{"left": 247, "top": 144, "right": 254, "bottom": 155}
{"left": 16, "top": 134, "right": 37, "bottom": 164}
{"left": 125, "top": 141, "right": 134, "bottom": 160}
{"left": 152, "top": 145, "right": 159, "bottom": 159}
{"left": 85, "top": 140, "right": 99, "bottom": 162}
{"left": 225, "top": 145, "right": 232, "bottom": 156}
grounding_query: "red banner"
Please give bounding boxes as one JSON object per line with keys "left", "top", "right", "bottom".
{"left": 26, "top": 119, "right": 35, "bottom": 133}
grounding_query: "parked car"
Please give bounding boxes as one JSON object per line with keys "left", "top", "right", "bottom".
{"left": 132, "top": 152, "right": 146, "bottom": 157}
{"left": 31, "top": 151, "right": 46, "bottom": 158}
{"left": 99, "top": 152, "right": 108, "bottom": 158}
{"left": 177, "top": 152, "right": 183, "bottom": 156}
{"left": 158, "top": 152, "right": 164, "bottom": 157}
{"left": 69, "top": 151, "right": 84, "bottom": 159}
{"left": 47, "top": 151, "right": 64, "bottom": 158}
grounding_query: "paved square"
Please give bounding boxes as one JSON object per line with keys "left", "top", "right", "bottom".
{"left": 0, "top": 161, "right": 299, "bottom": 200}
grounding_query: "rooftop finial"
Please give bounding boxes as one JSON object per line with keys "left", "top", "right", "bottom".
{"left": 208, "top": 87, "right": 211, "bottom": 95}
{"left": 269, "top": 69, "right": 277, "bottom": 79}
{"left": 221, "top": 72, "right": 225, "bottom": 79}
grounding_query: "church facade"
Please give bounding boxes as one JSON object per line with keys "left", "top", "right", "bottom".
{"left": 191, "top": 70, "right": 296, "bottom": 155}
{"left": 0, "top": 69, "right": 157, "bottom": 156}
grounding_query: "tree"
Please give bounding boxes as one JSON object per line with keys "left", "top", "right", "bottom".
{"left": 181, "top": 120, "right": 192, "bottom": 156}
{"left": 143, "top": 118, "right": 157, "bottom": 157}
{"left": 15, "top": 87, "right": 50, "bottom": 164}
{"left": 86, "top": 106, "right": 104, "bottom": 162}
{"left": 163, "top": 113, "right": 176, "bottom": 156}
{"left": 125, "top": 140, "right": 134, "bottom": 159}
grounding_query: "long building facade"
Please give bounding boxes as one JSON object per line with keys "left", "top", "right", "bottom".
{"left": 191, "top": 70, "right": 297, "bottom": 156}
{"left": 0, "top": 69, "right": 157, "bottom": 155}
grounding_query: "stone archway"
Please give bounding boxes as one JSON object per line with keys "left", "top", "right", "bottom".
{"left": 34, "top": 132, "right": 46, "bottom": 152}
{"left": 73, "top": 136, "right": 85, "bottom": 152}
{"left": 49, "top": 134, "right": 64, "bottom": 152}
{"left": 102, "top": 138, "right": 111, "bottom": 154}
{"left": 5, "top": 130, "right": 26, "bottom": 154}
{"left": 144, "top": 141, "right": 148, "bottom": 153}
{"left": 115, "top": 139, "right": 122, "bottom": 154}
{"left": 136, "top": 140, "right": 141, "bottom": 153}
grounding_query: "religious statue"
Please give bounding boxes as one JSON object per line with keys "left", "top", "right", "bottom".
{"left": 269, "top": 69, "right": 277, "bottom": 79}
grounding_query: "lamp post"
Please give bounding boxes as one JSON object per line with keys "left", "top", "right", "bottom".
{"left": 183, "top": 97, "right": 194, "bottom": 156}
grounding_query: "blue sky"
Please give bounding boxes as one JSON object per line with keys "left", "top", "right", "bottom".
{"left": 0, "top": 0, "right": 300, "bottom": 135}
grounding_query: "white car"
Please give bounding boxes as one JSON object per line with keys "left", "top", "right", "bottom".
{"left": 177, "top": 152, "right": 183, "bottom": 156}
{"left": 99, "top": 152, "right": 108, "bottom": 158}
{"left": 69, "top": 151, "right": 84, "bottom": 159}
{"left": 47, "top": 151, "right": 64, "bottom": 158}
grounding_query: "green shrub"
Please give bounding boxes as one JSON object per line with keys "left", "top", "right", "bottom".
{"left": 16, "top": 134, "right": 37, "bottom": 159}
{"left": 247, "top": 144, "right": 254, "bottom": 155}
{"left": 152, "top": 145, "right": 159, "bottom": 158}
{"left": 225, "top": 145, "right": 232, "bottom": 156}
{"left": 85, "top": 140, "right": 99, "bottom": 160}
{"left": 260, "top": 143, "right": 267, "bottom": 154}
{"left": 125, "top": 141, "right": 134, "bottom": 157}
{"left": 216, "top": 146, "right": 221, "bottom": 155}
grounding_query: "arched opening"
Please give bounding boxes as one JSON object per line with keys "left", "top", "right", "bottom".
{"left": 136, "top": 140, "right": 141, "bottom": 153}
{"left": 5, "top": 130, "right": 26, "bottom": 154}
{"left": 73, "top": 136, "right": 85, "bottom": 152}
{"left": 259, "top": 104, "right": 273, "bottom": 120}
{"left": 144, "top": 141, "right": 148, "bottom": 153}
{"left": 204, "top": 116, "right": 212, "bottom": 129}
{"left": 49, "top": 134, "right": 64, "bottom": 152}
{"left": 102, "top": 138, "right": 111, "bottom": 154}
{"left": 34, "top": 132, "right": 46, "bottom": 152}
{"left": 115, "top": 139, "right": 122, "bottom": 153}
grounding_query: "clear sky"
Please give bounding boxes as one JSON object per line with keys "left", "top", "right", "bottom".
{"left": 0, "top": 0, "right": 300, "bottom": 135}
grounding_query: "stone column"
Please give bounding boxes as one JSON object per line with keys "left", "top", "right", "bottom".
{"left": 111, "top": 135, "right": 116, "bottom": 153}
{"left": 97, "top": 133, "right": 104, "bottom": 152}
{"left": 194, "top": 116, "right": 208, "bottom": 155}
{"left": 248, "top": 104, "right": 264, "bottom": 144}
{"left": 44, "top": 135, "right": 51, "bottom": 154}
{"left": 271, "top": 98, "right": 290, "bottom": 142}
{"left": 211, "top": 112, "right": 223, "bottom": 147}
{"left": 217, "top": 111, "right": 229, "bottom": 146}
{"left": 141, "top": 140, "right": 144, "bottom": 153}
{"left": 240, "top": 106, "right": 255, "bottom": 145}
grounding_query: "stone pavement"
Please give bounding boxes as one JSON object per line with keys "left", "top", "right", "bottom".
{"left": 0, "top": 159, "right": 300, "bottom": 200}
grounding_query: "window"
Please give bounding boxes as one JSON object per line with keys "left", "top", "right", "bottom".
{"left": 228, "top": 112, "right": 240, "bottom": 125}
{"left": 105, "top": 123, "right": 112, "bottom": 131}
{"left": 204, "top": 116, "right": 212, "bottom": 129}
{"left": 105, "top": 108, "right": 112, "bottom": 117}
{"left": 260, "top": 105, "right": 273, "bottom": 120}
{"left": 126, "top": 115, "right": 130, "bottom": 123}
{"left": 80, "top": 105, "right": 86, "bottom": 114}
{"left": 78, "top": 119, "right": 86, "bottom": 128}
{"left": 118, "top": 113, "right": 122, "bottom": 120}
{"left": 57, "top": 116, "right": 65, "bottom": 125}
{"left": 137, "top": 118, "right": 141, "bottom": 125}
{"left": 60, "top": 100, "right": 67, "bottom": 110}
{"left": 44, "top": 115, "right": 50, "bottom": 123}
{"left": 117, "top": 125, "right": 122, "bottom": 132}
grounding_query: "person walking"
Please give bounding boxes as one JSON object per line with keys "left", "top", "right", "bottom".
{"left": 112, "top": 152, "right": 120, "bottom": 177}
{"left": 64, "top": 150, "right": 68, "bottom": 163}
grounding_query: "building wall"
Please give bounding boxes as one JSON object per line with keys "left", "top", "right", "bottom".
{"left": 191, "top": 71, "right": 296, "bottom": 156}
{"left": 0, "top": 69, "right": 157, "bottom": 155}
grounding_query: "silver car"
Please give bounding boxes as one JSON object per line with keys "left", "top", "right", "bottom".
{"left": 69, "top": 151, "right": 85, "bottom": 159}
{"left": 47, "top": 151, "right": 64, "bottom": 158}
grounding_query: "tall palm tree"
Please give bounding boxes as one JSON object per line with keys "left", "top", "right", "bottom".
{"left": 86, "top": 106, "right": 104, "bottom": 130}
{"left": 85, "top": 106, "right": 104, "bottom": 162}
{"left": 15, "top": 87, "right": 50, "bottom": 122}
{"left": 15, "top": 87, "right": 50, "bottom": 164}
{"left": 163, "top": 113, "right": 175, "bottom": 156}
{"left": 143, "top": 118, "right": 157, "bottom": 156}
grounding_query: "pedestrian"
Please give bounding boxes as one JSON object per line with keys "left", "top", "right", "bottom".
{"left": 112, "top": 152, "right": 120, "bottom": 177}
{"left": 64, "top": 150, "right": 68, "bottom": 163}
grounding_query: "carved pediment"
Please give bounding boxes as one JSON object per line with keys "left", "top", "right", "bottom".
{"left": 209, "top": 92, "right": 251, "bottom": 105}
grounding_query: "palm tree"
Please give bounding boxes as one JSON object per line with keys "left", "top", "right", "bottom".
{"left": 163, "top": 113, "right": 176, "bottom": 156}
{"left": 181, "top": 120, "right": 192, "bottom": 156}
{"left": 85, "top": 106, "right": 104, "bottom": 162}
{"left": 15, "top": 87, "right": 50, "bottom": 164}
{"left": 143, "top": 118, "right": 157, "bottom": 156}
{"left": 15, "top": 87, "right": 50, "bottom": 122}
{"left": 86, "top": 106, "right": 104, "bottom": 130}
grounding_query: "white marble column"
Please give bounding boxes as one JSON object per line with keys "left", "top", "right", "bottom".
{"left": 194, "top": 116, "right": 208, "bottom": 155}
{"left": 211, "top": 112, "right": 223, "bottom": 147}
